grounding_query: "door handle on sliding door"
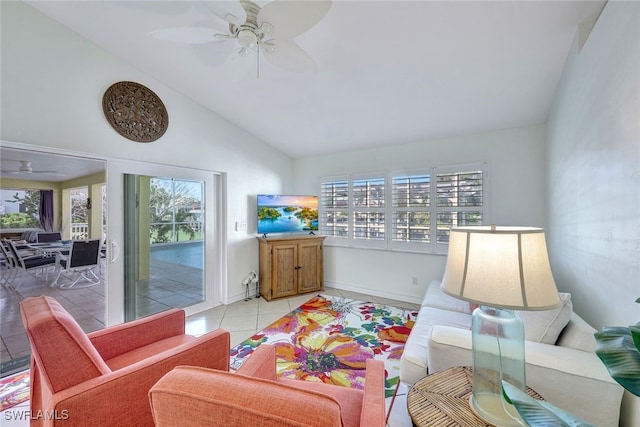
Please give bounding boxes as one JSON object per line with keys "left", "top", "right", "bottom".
{"left": 108, "top": 239, "right": 120, "bottom": 263}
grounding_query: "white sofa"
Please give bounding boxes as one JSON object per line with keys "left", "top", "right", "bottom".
{"left": 400, "top": 280, "right": 624, "bottom": 427}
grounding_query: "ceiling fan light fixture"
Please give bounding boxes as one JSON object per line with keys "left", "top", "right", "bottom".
{"left": 19, "top": 161, "right": 33, "bottom": 172}
{"left": 224, "top": 13, "right": 242, "bottom": 25}
{"left": 237, "top": 29, "right": 257, "bottom": 49}
{"left": 262, "top": 42, "right": 276, "bottom": 54}
{"left": 257, "top": 22, "right": 273, "bottom": 35}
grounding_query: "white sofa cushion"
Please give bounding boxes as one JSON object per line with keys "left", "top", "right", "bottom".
{"left": 517, "top": 292, "right": 572, "bottom": 344}
{"left": 420, "top": 281, "right": 472, "bottom": 314}
{"left": 556, "top": 311, "right": 597, "bottom": 352}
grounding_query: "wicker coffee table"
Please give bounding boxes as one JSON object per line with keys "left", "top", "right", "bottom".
{"left": 407, "top": 366, "right": 543, "bottom": 427}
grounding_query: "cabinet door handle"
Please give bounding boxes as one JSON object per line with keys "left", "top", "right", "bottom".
{"left": 295, "top": 266, "right": 301, "bottom": 270}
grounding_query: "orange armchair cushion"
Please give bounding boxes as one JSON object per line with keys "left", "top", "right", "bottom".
{"left": 104, "top": 335, "right": 197, "bottom": 371}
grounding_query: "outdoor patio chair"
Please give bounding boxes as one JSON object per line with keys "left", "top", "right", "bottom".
{"left": 5, "top": 239, "right": 56, "bottom": 290}
{"left": 36, "top": 231, "right": 62, "bottom": 243}
{"left": 51, "top": 239, "right": 101, "bottom": 289}
{"left": 20, "top": 230, "right": 39, "bottom": 243}
{"left": 0, "top": 240, "right": 18, "bottom": 288}
{"left": 20, "top": 295, "right": 231, "bottom": 427}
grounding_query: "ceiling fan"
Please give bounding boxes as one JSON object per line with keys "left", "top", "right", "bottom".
{"left": 1, "top": 161, "right": 62, "bottom": 176}
{"left": 148, "top": 0, "right": 332, "bottom": 77}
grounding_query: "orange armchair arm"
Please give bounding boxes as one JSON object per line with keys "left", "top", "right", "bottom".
{"left": 48, "top": 329, "right": 230, "bottom": 427}
{"left": 360, "top": 359, "right": 386, "bottom": 427}
{"left": 235, "top": 344, "right": 277, "bottom": 380}
{"left": 88, "top": 309, "right": 186, "bottom": 360}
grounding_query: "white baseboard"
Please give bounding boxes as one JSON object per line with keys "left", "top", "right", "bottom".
{"left": 226, "top": 282, "right": 424, "bottom": 306}
{"left": 323, "top": 281, "right": 423, "bottom": 305}
{"left": 225, "top": 289, "right": 258, "bottom": 305}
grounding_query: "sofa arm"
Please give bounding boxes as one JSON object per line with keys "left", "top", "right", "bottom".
{"left": 88, "top": 309, "right": 186, "bottom": 360}
{"left": 235, "top": 344, "right": 277, "bottom": 380}
{"left": 427, "top": 325, "right": 473, "bottom": 371}
{"left": 49, "top": 329, "right": 230, "bottom": 427}
{"left": 360, "top": 359, "right": 386, "bottom": 427}
{"left": 428, "top": 325, "right": 623, "bottom": 427}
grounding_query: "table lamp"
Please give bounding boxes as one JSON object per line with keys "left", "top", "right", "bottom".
{"left": 441, "top": 225, "right": 560, "bottom": 426}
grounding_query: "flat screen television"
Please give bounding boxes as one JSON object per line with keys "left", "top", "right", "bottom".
{"left": 257, "top": 194, "right": 319, "bottom": 235}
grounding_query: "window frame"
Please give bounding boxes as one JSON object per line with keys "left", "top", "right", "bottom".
{"left": 320, "top": 163, "right": 489, "bottom": 254}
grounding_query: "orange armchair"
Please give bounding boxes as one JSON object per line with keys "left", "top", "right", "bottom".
{"left": 20, "top": 295, "right": 230, "bottom": 427}
{"left": 149, "top": 344, "right": 386, "bottom": 427}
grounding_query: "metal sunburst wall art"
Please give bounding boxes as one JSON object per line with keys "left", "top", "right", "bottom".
{"left": 102, "top": 81, "right": 168, "bottom": 143}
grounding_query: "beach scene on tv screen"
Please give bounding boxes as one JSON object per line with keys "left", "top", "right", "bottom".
{"left": 258, "top": 195, "right": 319, "bottom": 233}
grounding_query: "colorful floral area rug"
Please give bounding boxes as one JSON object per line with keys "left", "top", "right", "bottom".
{"left": 230, "top": 294, "right": 417, "bottom": 404}
{"left": 0, "top": 370, "right": 29, "bottom": 411}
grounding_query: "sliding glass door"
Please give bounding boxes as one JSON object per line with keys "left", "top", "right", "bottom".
{"left": 106, "top": 160, "right": 224, "bottom": 325}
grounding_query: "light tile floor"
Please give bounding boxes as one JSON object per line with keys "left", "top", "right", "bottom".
{"left": 0, "top": 268, "right": 106, "bottom": 375}
{"left": 1, "top": 286, "right": 419, "bottom": 427}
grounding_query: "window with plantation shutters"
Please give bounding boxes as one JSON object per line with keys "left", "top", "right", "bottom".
{"left": 435, "top": 169, "right": 484, "bottom": 247}
{"left": 320, "top": 179, "right": 349, "bottom": 238}
{"left": 353, "top": 178, "right": 385, "bottom": 241}
{"left": 392, "top": 174, "right": 431, "bottom": 244}
{"left": 320, "top": 163, "right": 487, "bottom": 253}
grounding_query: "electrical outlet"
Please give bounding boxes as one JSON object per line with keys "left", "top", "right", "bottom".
{"left": 412, "top": 276, "right": 418, "bottom": 286}
{"left": 235, "top": 221, "right": 248, "bottom": 231}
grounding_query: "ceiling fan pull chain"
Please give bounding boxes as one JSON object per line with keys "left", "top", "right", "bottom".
{"left": 256, "top": 43, "right": 260, "bottom": 79}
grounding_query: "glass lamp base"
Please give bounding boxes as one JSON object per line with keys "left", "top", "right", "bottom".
{"left": 470, "top": 393, "right": 523, "bottom": 427}
{"left": 471, "top": 306, "right": 526, "bottom": 426}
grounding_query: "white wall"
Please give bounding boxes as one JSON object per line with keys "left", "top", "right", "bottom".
{"left": 546, "top": 1, "right": 640, "bottom": 425}
{"left": 0, "top": 1, "right": 293, "bottom": 303}
{"left": 547, "top": 0, "right": 640, "bottom": 330}
{"left": 294, "top": 125, "right": 548, "bottom": 302}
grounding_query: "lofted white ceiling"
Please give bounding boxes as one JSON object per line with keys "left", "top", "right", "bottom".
{"left": 23, "top": 0, "right": 606, "bottom": 159}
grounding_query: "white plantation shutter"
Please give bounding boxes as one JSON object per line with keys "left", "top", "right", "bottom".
{"left": 320, "top": 178, "right": 349, "bottom": 238}
{"left": 435, "top": 169, "right": 484, "bottom": 250}
{"left": 391, "top": 174, "right": 431, "bottom": 247}
{"left": 352, "top": 177, "right": 385, "bottom": 242}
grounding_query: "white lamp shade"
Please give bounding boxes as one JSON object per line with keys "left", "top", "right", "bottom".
{"left": 441, "top": 226, "right": 560, "bottom": 310}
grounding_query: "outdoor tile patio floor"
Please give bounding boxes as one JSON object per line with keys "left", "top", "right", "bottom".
{"left": 1, "top": 268, "right": 419, "bottom": 427}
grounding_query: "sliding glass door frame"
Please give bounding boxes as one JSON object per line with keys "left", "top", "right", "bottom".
{"left": 105, "top": 159, "right": 226, "bottom": 326}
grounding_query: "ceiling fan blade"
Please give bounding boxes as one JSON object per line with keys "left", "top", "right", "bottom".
{"left": 258, "top": 0, "right": 331, "bottom": 39}
{"left": 148, "top": 27, "right": 229, "bottom": 44}
{"left": 116, "top": 1, "right": 191, "bottom": 15}
{"left": 3, "top": 170, "right": 62, "bottom": 175}
{"left": 202, "top": 0, "right": 247, "bottom": 25}
{"left": 262, "top": 40, "right": 318, "bottom": 74}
